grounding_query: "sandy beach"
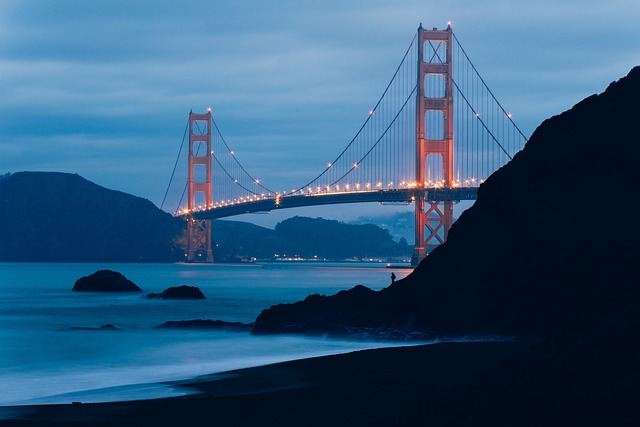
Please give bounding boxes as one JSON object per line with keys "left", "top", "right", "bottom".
{"left": 0, "top": 340, "right": 533, "bottom": 426}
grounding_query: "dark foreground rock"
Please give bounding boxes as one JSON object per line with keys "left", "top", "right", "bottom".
{"left": 145, "top": 285, "right": 206, "bottom": 300}
{"left": 72, "top": 270, "right": 142, "bottom": 292}
{"left": 245, "top": 66, "right": 640, "bottom": 426}
{"left": 155, "top": 319, "right": 253, "bottom": 331}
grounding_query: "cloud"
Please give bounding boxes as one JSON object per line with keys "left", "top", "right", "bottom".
{"left": 1, "top": 0, "right": 639, "bottom": 217}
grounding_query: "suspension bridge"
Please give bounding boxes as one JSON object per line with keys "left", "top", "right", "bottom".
{"left": 162, "top": 23, "right": 529, "bottom": 266}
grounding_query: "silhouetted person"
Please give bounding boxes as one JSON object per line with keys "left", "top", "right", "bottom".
{"left": 391, "top": 272, "right": 396, "bottom": 284}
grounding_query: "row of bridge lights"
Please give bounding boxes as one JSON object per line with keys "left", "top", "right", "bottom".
{"left": 213, "top": 106, "right": 509, "bottom": 199}
{"left": 181, "top": 176, "right": 485, "bottom": 214}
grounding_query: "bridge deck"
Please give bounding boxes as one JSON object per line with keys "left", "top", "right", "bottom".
{"left": 187, "top": 188, "right": 478, "bottom": 220}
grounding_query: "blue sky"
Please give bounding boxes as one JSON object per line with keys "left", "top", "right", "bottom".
{"left": 1, "top": 0, "right": 639, "bottom": 228}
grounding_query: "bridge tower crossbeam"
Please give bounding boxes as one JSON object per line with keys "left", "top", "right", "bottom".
{"left": 187, "top": 110, "right": 214, "bottom": 262}
{"left": 412, "top": 23, "right": 454, "bottom": 266}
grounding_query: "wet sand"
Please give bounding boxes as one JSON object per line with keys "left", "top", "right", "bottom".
{"left": 0, "top": 340, "right": 533, "bottom": 426}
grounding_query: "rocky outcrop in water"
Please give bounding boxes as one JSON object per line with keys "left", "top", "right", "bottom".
{"left": 63, "top": 324, "right": 123, "bottom": 331}
{"left": 155, "top": 319, "right": 253, "bottom": 331}
{"left": 145, "top": 285, "right": 206, "bottom": 300}
{"left": 72, "top": 270, "right": 142, "bottom": 292}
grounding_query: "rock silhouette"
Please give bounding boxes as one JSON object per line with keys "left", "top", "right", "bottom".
{"left": 72, "top": 270, "right": 142, "bottom": 292}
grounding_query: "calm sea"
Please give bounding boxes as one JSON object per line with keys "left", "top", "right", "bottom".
{"left": 0, "top": 262, "right": 414, "bottom": 406}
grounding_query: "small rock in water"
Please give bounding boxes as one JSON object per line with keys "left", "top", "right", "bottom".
{"left": 72, "top": 270, "right": 141, "bottom": 292}
{"left": 155, "top": 319, "right": 252, "bottom": 330}
{"left": 145, "top": 285, "right": 206, "bottom": 300}
{"left": 63, "top": 324, "right": 123, "bottom": 331}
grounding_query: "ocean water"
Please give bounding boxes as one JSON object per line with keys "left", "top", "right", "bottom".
{"left": 0, "top": 262, "right": 414, "bottom": 406}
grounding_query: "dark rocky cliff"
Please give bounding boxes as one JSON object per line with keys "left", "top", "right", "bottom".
{"left": 253, "top": 67, "right": 640, "bottom": 338}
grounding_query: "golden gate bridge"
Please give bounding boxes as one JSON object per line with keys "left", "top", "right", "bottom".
{"left": 161, "top": 23, "right": 529, "bottom": 266}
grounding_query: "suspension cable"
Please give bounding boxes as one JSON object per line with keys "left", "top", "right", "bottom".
{"left": 161, "top": 117, "right": 189, "bottom": 211}
{"left": 210, "top": 117, "right": 277, "bottom": 194}
{"left": 451, "top": 31, "right": 529, "bottom": 142}
{"left": 329, "top": 85, "right": 417, "bottom": 186}
{"left": 293, "top": 30, "right": 419, "bottom": 193}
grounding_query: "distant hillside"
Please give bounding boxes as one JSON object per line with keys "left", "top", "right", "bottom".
{"left": 0, "top": 172, "right": 410, "bottom": 262}
{"left": 348, "top": 211, "right": 415, "bottom": 244}
{"left": 210, "top": 219, "right": 277, "bottom": 261}
{"left": 273, "top": 216, "right": 409, "bottom": 260}
{"left": 212, "top": 216, "right": 410, "bottom": 262}
{"left": 0, "top": 172, "right": 184, "bottom": 262}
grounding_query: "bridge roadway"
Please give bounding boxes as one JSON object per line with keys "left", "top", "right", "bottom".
{"left": 187, "top": 187, "right": 478, "bottom": 220}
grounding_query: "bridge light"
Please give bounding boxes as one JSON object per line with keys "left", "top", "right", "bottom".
{"left": 475, "top": 112, "right": 480, "bottom": 118}
{"left": 327, "top": 162, "right": 332, "bottom": 168}
{"left": 447, "top": 21, "right": 452, "bottom": 27}
{"left": 255, "top": 179, "right": 260, "bottom": 184}
{"left": 369, "top": 110, "right": 374, "bottom": 116}
{"left": 353, "top": 163, "right": 358, "bottom": 168}
{"left": 207, "top": 106, "right": 212, "bottom": 113}
{"left": 507, "top": 113, "right": 513, "bottom": 119}
{"left": 230, "top": 150, "right": 234, "bottom": 155}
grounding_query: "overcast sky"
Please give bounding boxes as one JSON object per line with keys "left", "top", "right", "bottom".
{"left": 1, "top": 0, "right": 639, "bottom": 227}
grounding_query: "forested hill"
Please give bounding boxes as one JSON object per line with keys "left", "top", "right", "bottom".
{"left": 205, "top": 216, "right": 411, "bottom": 262}
{"left": 272, "top": 216, "right": 409, "bottom": 260}
{"left": 0, "top": 172, "right": 410, "bottom": 262}
{"left": 0, "top": 172, "right": 184, "bottom": 262}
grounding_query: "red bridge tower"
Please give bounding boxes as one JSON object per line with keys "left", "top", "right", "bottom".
{"left": 186, "top": 110, "right": 214, "bottom": 262}
{"left": 412, "top": 23, "right": 454, "bottom": 266}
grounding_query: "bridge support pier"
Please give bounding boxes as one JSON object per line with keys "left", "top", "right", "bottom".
{"left": 186, "top": 111, "right": 214, "bottom": 263}
{"left": 412, "top": 198, "right": 453, "bottom": 266}
{"left": 412, "top": 23, "right": 454, "bottom": 267}
{"left": 187, "top": 218, "right": 213, "bottom": 262}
